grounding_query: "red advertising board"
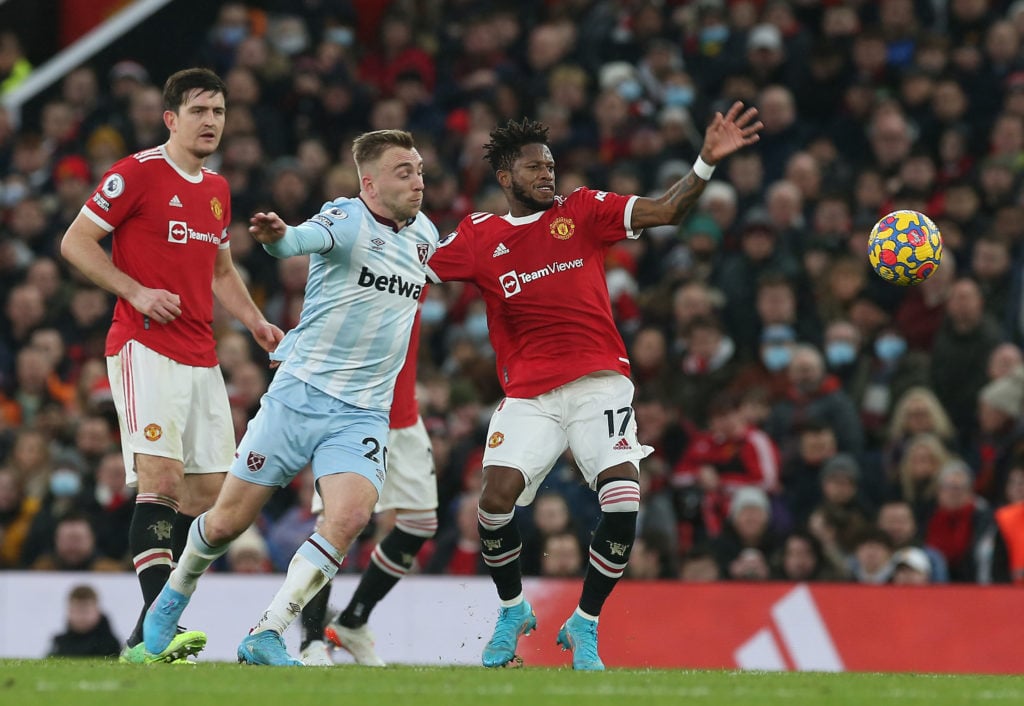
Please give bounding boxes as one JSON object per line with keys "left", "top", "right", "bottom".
{"left": 521, "top": 581, "right": 1024, "bottom": 674}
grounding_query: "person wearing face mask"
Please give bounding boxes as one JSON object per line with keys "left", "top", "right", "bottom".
{"left": 729, "top": 323, "right": 799, "bottom": 409}
{"left": 765, "top": 344, "right": 865, "bottom": 465}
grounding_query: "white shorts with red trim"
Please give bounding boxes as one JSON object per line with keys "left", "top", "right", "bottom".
{"left": 310, "top": 416, "right": 436, "bottom": 514}
{"left": 107, "top": 340, "right": 235, "bottom": 487}
{"left": 482, "top": 371, "right": 653, "bottom": 506}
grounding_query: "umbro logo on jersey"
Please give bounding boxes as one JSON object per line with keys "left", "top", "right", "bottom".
{"left": 168, "top": 194, "right": 183, "bottom": 207}
{"left": 370, "top": 237, "right": 386, "bottom": 252}
{"left": 492, "top": 243, "right": 509, "bottom": 257}
{"left": 613, "top": 438, "right": 632, "bottom": 451}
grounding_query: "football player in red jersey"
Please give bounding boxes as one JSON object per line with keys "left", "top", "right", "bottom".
{"left": 60, "top": 68, "right": 283, "bottom": 664}
{"left": 424, "top": 102, "right": 762, "bottom": 669}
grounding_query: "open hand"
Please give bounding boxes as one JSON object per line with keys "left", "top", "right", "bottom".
{"left": 249, "top": 212, "right": 287, "bottom": 244}
{"left": 700, "top": 101, "right": 763, "bottom": 165}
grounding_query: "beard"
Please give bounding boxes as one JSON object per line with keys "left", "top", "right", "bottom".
{"left": 510, "top": 180, "right": 554, "bottom": 212}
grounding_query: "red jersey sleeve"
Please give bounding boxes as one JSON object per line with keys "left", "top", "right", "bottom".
{"left": 425, "top": 218, "right": 479, "bottom": 283}
{"left": 82, "top": 157, "right": 144, "bottom": 232}
{"left": 569, "top": 187, "right": 639, "bottom": 245}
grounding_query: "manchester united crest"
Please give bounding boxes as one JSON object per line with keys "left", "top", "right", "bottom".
{"left": 488, "top": 432, "right": 505, "bottom": 448}
{"left": 144, "top": 423, "right": 162, "bottom": 442}
{"left": 550, "top": 216, "right": 575, "bottom": 240}
{"left": 210, "top": 196, "right": 223, "bottom": 220}
{"left": 246, "top": 451, "right": 266, "bottom": 472}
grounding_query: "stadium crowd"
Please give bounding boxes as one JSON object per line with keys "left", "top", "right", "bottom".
{"left": 4, "top": 0, "right": 1024, "bottom": 589}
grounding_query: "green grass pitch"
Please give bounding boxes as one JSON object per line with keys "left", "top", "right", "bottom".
{"left": 2, "top": 660, "right": 1024, "bottom": 706}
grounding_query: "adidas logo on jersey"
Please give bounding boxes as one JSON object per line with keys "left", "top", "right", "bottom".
{"left": 168, "top": 194, "right": 183, "bottom": 207}
{"left": 613, "top": 438, "right": 632, "bottom": 451}
{"left": 492, "top": 242, "right": 509, "bottom": 257}
{"left": 357, "top": 265, "right": 424, "bottom": 299}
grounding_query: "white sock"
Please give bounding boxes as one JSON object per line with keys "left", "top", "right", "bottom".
{"left": 169, "top": 514, "right": 229, "bottom": 596}
{"left": 251, "top": 533, "right": 343, "bottom": 635}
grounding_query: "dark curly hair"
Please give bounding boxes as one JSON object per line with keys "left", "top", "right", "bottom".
{"left": 483, "top": 118, "right": 550, "bottom": 172}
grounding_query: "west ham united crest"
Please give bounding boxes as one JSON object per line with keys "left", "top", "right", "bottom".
{"left": 417, "top": 243, "right": 429, "bottom": 264}
{"left": 246, "top": 451, "right": 266, "bottom": 472}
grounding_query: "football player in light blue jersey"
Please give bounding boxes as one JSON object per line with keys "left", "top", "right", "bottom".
{"left": 143, "top": 129, "right": 440, "bottom": 666}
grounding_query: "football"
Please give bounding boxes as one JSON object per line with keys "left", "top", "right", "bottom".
{"left": 867, "top": 209, "right": 943, "bottom": 286}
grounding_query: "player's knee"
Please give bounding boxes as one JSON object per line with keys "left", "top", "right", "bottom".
{"left": 321, "top": 506, "right": 373, "bottom": 547}
{"left": 480, "top": 467, "right": 523, "bottom": 513}
{"left": 201, "top": 510, "right": 246, "bottom": 545}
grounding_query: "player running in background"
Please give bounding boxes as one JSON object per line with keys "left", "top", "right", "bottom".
{"left": 423, "top": 103, "right": 762, "bottom": 670}
{"left": 60, "top": 68, "right": 283, "bottom": 664}
{"left": 299, "top": 300, "right": 434, "bottom": 667}
{"left": 143, "top": 129, "right": 440, "bottom": 666}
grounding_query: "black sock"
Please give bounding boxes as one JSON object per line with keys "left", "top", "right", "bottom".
{"left": 478, "top": 508, "right": 523, "bottom": 601}
{"left": 172, "top": 512, "right": 195, "bottom": 563}
{"left": 338, "top": 527, "right": 429, "bottom": 628}
{"left": 126, "top": 493, "right": 179, "bottom": 646}
{"left": 579, "top": 509, "right": 637, "bottom": 616}
{"left": 301, "top": 583, "right": 331, "bottom": 650}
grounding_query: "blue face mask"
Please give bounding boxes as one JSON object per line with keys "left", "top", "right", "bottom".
{"left": 762, "top": 345, "right": 792, "bottom": 371}
{"left": 465, "top": 313, "right": 489, "bottom": 340}
{"left": 700, "top": 25, "right": 730, "bottom": 46}
{"left": 326, "top": 27, "right": 354, "bottom": 47}
{"left": 664, "top": 86, "right": 695, "bottom": 108}
{"left": 617, "top": 79, "right": 643, "bottom": 102}
{"left": 50, "top": 469, "right": 81, "bottom": 498}
{"left": 217, "top": 25, "right": 247, "bottom": 47}
{"left": 420, "top": 300, "right": 446, "bottom": 325}
{"left": 826, "top": 341, "right": 857, "bottom": 368}
{"left": 874, "top": 335, "right": 907, "bottom": 362}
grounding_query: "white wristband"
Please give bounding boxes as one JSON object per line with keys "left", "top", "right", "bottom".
{"left": 693, "top": 156, "right": 715, "bottom": 181}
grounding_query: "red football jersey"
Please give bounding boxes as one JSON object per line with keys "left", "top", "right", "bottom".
{"left": 426, "top": 188, "right": 639, "bottom": 398}
{"left": 389, "top": 289, "right": 424, "bottom": 429}
{"left": 81, "top": 146, "right": 231, "bottom": 367}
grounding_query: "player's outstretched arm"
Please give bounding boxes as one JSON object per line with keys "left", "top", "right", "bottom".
{"left": 60, "top": 211, "right": 182, "bottom": 324}
{"left": 251, "top": 210, "right": 334, "bottom": 259}
{"left": 631, "top": 101, "right": 762, "bottom": 229}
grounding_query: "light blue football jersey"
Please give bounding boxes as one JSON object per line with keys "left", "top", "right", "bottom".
{"left": 264, "top": 197, "right": 439, "bottom": 410}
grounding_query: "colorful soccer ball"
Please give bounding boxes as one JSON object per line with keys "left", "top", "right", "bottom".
{"left": 867, "top": 210, "right": 943, "bottom": 286}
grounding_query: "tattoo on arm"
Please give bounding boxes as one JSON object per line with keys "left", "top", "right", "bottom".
{"left": 662, "top": 171, "right": 707, "bottom": 223}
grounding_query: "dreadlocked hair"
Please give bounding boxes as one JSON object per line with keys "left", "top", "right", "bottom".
{"left": 483, "top": 118, "right": 550, "bottom": 172}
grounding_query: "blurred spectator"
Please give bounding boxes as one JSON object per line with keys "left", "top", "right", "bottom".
{"left": 924, "top": 460, "right": 995, "bottom": 583}
{"left": 890, "top": 546, "right": 933, "bottom": 585}
{"left": 973, "top": 367, "right": 1024, "bottom": 502}
{"left": 624, "top": 530, "right": 675, "bottom": 580}
{"left": 538, "top": 530, "right": 585, "bottom": 578}
{"left": 673, "top": 390, "right": 780, "bottom": 538}
{"left": 710, "top": 486, "right": 779, "bottom": 580}
{"left": 991, "top": 465, "right": 1024, "bottom": 583}
{"left": 876, "top": 499, "right": 950, "bottom": 583}
{"left": 892, "top": 432, "right": 953, "bottom": 529}
{"left": 30, "top": 513, "right": 122, "bottom": 571}
{"left": 772, "top": 530, "right": 843, "bottom": 582}
{"left": 678, "top": 544, "right": 721, "bottom": 582}
{"left": 931, "top": 279, "right": 1004, "bottom": 449}
{"left": 812, "top": 453, "right": 874, "bottom": 555}
{"left": 0, "top": 467, "right": 39, "bottom": 567}
{"left": 882, "top": 386, "right": 958, "bottom": 485}
{"left": 0, "top": 31, "right": 32, "bottom": 95}
{"left": 48, "top": 584, "right": 121, "bottom": 658}
{"left": 671, "top": 315, "right": 742, "bottom": 426}
{"left": 765, "top": 343, "right": 864, "bottom": 461}
{"left": 226, "top": 524, "right": 273, "bottom": 574}
{"left": 849, "top": 527, "right": 895, "bottom": 584}
{"left": 781, "top": 419, "right": 838, "bottom": 526}
{"left": 425, "top": 492, "right": 484, "bottom": 575}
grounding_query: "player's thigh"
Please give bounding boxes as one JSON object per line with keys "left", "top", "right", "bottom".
{"left": 378, "top": 417, "right": 437, "bottom": 511}
{"left": 564, "top": 373, "right": 651, "bottom": 488}
{"left": 180, "top": 363, "right": 235, "bottom": 476}
{"left": 229, "top": 395, "right": 319, "bottom": 489}
{"left": 483, "top": 395, "right": 568, "bottom": 506}
{"left": 107, "top": 341, "right": 189, "bottom": 488}
{"left": 311, "top": 404, "right": 390, "bottom": 500}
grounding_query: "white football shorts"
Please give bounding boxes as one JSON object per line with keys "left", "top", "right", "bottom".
{"left": 107, "top": 340, "right": 235, "bottom": 487}
{"left": 482, "top": 371, "right": 653, "bottom": 506}
{"left": 310, "top": 415, "right": 436, "bottom": 514}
